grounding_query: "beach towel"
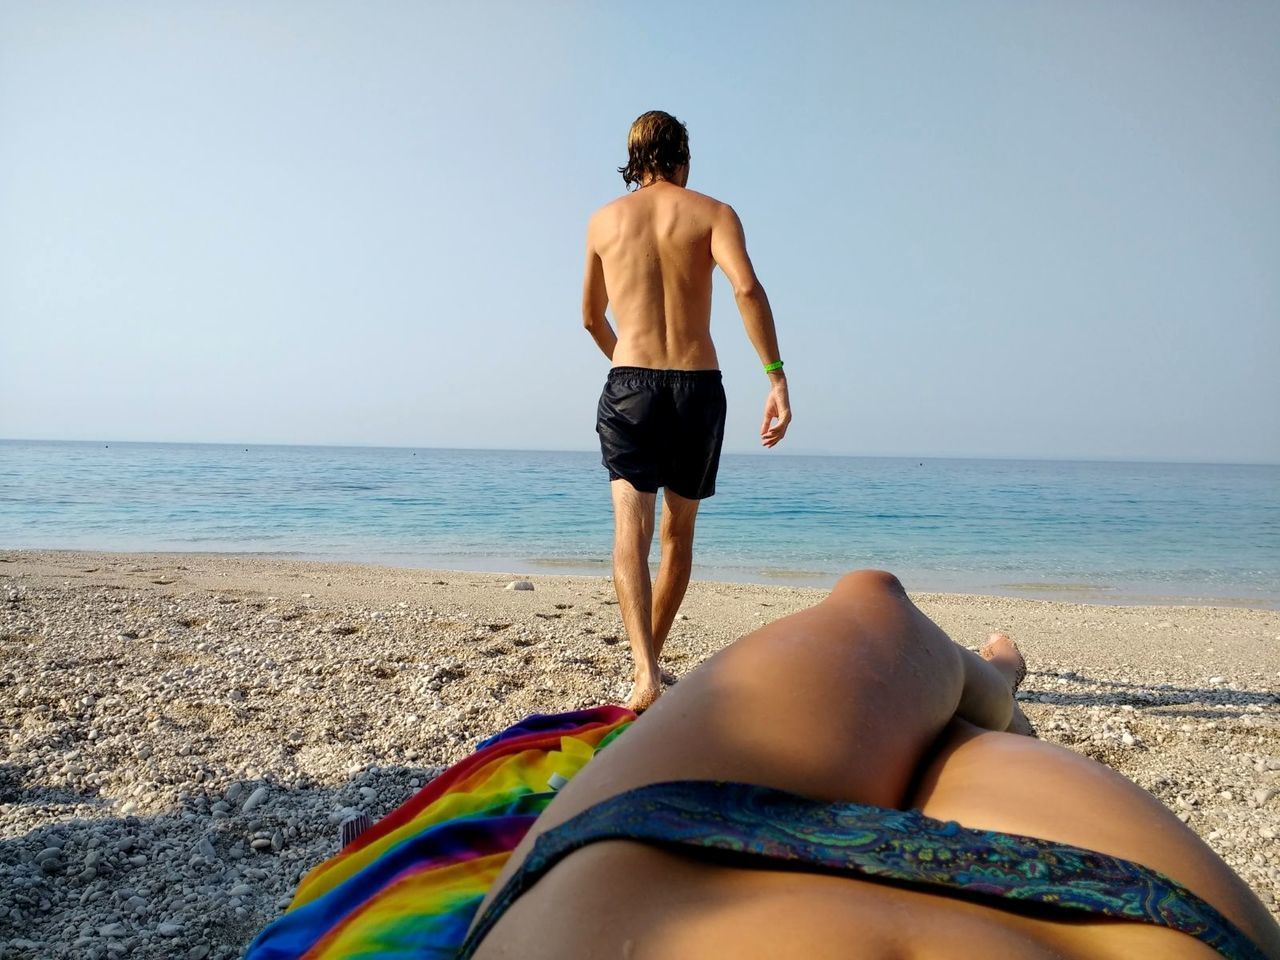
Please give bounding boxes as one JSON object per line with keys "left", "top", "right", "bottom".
{"left": 244, "top": 705, "right": 636, "bottom": 959}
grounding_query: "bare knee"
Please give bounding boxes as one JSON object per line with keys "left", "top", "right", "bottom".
{"left": 832, "top": 569, "right": 907, "bottom": 600}
{"left": 615, "top": 522, "right": 653, "bottom": 549}
{"left": 614, "top": 509, "right": 654, "bottom": 547}
{"left": 659, "top": 524, "right": 694, "bottom": 558}
{"left": 824, "top": 570, "right": 945, "bottom": 665}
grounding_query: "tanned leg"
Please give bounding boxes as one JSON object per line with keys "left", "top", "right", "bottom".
{"left": 610, "top": 479, "right": 661, "bottom": 711}
{"left": 472, "top": 573, "right": 1280, "bottom": 959}
{"left": 651, "top": 489, "right": 700, "bottom": 666}
{"left": 980, "top": 632, "right": 1037, "bottom": 736}
{"left": 912, "top": 722, "right": 1280, "bottom": 957}
{"left": 474, "top": 569, "right": 1021, "bottom": 927}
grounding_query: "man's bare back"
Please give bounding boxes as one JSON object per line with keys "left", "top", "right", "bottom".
{"left": 584, "top": 181, "right": 722, "bottom": 370}
{"left": 583, "top": 180, "right": 790, "bottom": 443}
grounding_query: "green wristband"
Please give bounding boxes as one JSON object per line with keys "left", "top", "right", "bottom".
{"left": 764, "top": 359, "right": 784, "bottom": 373}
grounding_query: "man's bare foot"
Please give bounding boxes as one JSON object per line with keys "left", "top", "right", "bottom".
{"left": 979, "top": 632, "right": 1027, "bottom": 692}
{"left": 625, "top": 681, "right": 662, "bottom": 713}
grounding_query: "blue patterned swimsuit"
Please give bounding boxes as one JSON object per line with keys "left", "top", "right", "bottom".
{"left": 458, "top": 780, "right": 1267, "bottom": 960}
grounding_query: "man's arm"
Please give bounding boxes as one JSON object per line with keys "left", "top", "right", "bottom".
{"left": 581, "top": 228, "right": 616, "bottom": 360}
{"left": 709, "top": 203, "right": 792, "bottom": 448}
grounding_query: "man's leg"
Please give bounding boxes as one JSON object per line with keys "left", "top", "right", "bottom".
{"left": 651, "top": 488, "right": 700, "bottom": 664}
{"left": 610, "top": 479, "right": 660, "bottom": 711}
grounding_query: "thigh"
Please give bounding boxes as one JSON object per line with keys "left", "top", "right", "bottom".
{"left": 473, "top": 572, "right": 976, "bottom": 922}
{"left": 610, "top": 479, "right": 657, "bottom": 539}
{"left": 569, "top": 570, "right": 971, "bottom": 807}
{"left": 910, "top": 721, "right": 1280, "bottom": 957}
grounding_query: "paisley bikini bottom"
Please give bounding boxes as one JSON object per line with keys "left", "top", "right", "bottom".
{"left": 458, "top": 779, "right": 1266, "bottom": 960}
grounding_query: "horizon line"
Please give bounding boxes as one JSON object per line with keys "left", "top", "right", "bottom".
{"left": 3, "top": 436, "right": 1277, "bottom": 469}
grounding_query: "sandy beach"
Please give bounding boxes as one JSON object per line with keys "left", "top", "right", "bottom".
{"left": 1, "top": 549, "right": 1278, "bottom": 958}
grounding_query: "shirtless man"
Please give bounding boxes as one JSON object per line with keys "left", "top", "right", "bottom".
{"left": 582, "top": 110, "right": 792, "bottom": 711}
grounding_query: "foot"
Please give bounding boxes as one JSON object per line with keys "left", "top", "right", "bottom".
{"left": 979, "top": 632, "right": 1027, "bottom": 693}
{"left": 1007, "top": 701, "right": 1039, "bottom": 738}
{"left": 625, "top": 671, "right": 663, "bottom": 713}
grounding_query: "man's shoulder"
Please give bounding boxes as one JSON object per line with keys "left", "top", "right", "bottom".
{"left": 680, "top": 189, "right": 738, "bottom": 229}
{"left": 586, "top": 195, "right": 629, "bottom": 233}
{"left": 680, "top": 186, "right": 730, "bottom": 209}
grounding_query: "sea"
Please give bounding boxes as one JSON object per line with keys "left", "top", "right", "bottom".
{"left": 2, "top": 439, "right": 1278, "bottom": 607}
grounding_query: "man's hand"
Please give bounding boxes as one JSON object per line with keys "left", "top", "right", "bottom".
{"left": 760, "top": 377, "right": 791, "bottom": 448}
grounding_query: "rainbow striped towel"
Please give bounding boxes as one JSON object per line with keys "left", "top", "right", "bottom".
{"left": 245, "top": 705, "right": 635, "bottom": 959}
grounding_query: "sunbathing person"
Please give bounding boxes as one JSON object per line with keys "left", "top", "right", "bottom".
{"left": 461, "top": 570, "right": 1280, "bottom": 959}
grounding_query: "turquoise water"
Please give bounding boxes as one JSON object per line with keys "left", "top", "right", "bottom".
{"left": 2, "top": 440, "right": 1278, "bottom": 606}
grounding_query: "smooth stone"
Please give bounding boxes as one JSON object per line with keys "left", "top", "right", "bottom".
{"left": 157, "top": 922, "right": 182, "bottom": 936}
{"left": 505, "top": 581, "right": 534, "bottom": 591}
{"left": 242, "top": 786, "right": 269, "bottom": 813}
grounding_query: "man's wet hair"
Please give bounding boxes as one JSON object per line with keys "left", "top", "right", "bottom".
{"left": 619, "top": 110, "right": 690, "bottom": 189}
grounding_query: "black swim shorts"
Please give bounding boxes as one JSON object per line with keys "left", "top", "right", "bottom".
{"left": 596, "top": 366, "right": 727, "bottom": 500}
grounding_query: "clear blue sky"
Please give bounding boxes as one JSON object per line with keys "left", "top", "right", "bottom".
{"left": 3, "top": 2, "right": 1277, "bottom": 462}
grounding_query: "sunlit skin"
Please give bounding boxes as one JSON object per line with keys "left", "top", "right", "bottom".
{"left": 582, "top": 163, "right": 792, "bottom": 710}
{"left": 469, "top": 571, "right": 1280, "bottom": 959}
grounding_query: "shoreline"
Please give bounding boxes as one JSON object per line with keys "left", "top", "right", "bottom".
{"left": 1, "top": 550, "right": 1278, "bottom": 957}
{"left": 5, "top": 546, "right": 1277, "bottom": 610}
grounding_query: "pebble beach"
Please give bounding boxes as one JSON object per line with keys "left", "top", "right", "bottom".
{"left": 2, "top": 549, "right": 1279, "bottom": 959}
